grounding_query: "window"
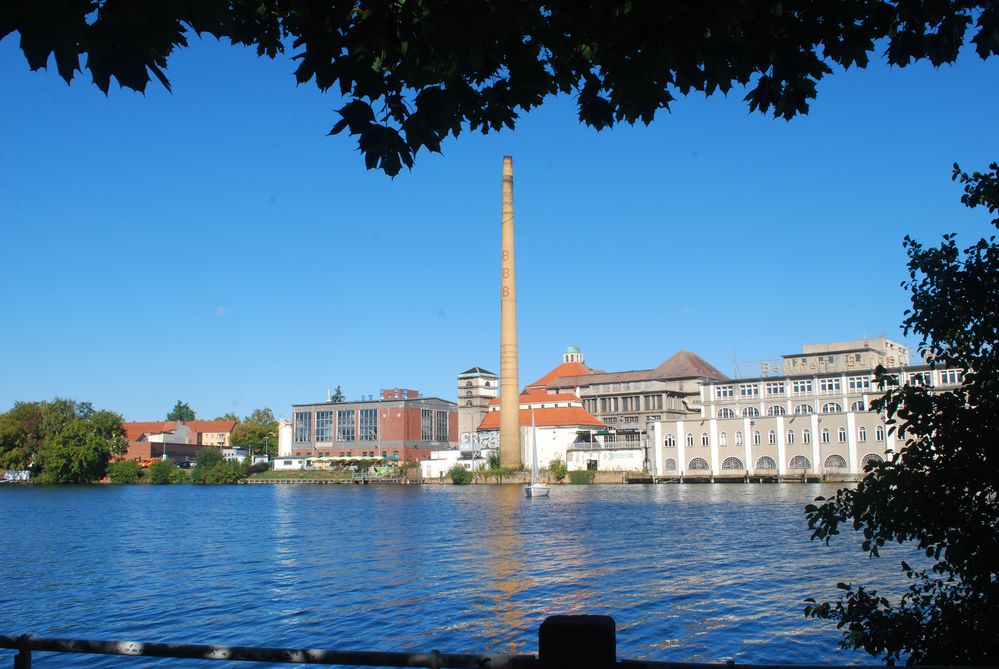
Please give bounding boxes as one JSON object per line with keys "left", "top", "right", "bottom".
{"left": 465, "top": 381, "right": 472, "bottom": 387}
{"left": 717, "top": 408, "right": 736, "bottom": 419}
{"left": 941, "top": 369, "right": 963, "bottom": 385}
{"left": 735, "top": 431, "right": 744, "bottom": 446}
{"left": 862, "top": 453, "right": 885, "bottom": 467}
{"left": 742, "top": 406, "right": 760, "bottom": 418}
{"left": 465, "top": 390, "right": 472, "bottom": 397}
{"left": 821, "top": 427, "right": 830, "bottom": 443}
{"left": 664, "top": 458, "right": 677, "bottom": 470}
{"left": 765, "top": 381, "right": 785, "bottom": 396}
{"left": 359, "top": 409, "right": 377, "bottom": 441}
{"left": 850, "top": 400, "right": 867, "bottom": 412}
{"left": 435, "top": 411, "right": 449, "bottom": 441}
{"left": 876, "top": 425, "right": 886, "bottom": 441}
{"left": 685, "top": 433, "right": 694, "bottom": 447}
{"left": 786, "top": 429, "right": 794, "bottom": 445}
{"left": 665, "top": 434, "right": 676, "bottom": 448}
{"left": 821, "top": 402, "right": 843, "bottom": 413}
{"left": 293, "top": 411, "right": 312, "bottom": 443}
{"left": 794, "top": 403, "right": 813, "bottom": 415}
{"left": 701, "top": 432, "right": 709, "bottom": 446}
{"left": 715, "top": 385, "right": 734, "bottom": 399}
{"left": 722, "top": 457, "right": 744, "bottom": 470}
{"left": 315, "top": 411, "right": 333, "bottom": 443}
{"left": 756, "top": 456, "right": 777, "bottom": 470}
{"left": 719, "top": 432, "right": 728, "bottom": 446}
{"left": 825, "top": 454, "right": 848, "bottom": 468}
{"left": 767, "top": 429, "right": 776, "bottom": 445}
{"left": 858, "top": 426, "right": 867, "bottom": 442}
{"left": 837, "top": 427, "right": 847, "bottom": 443}
{"left": 803, "top": 429, "right": 811, "bottom": 444}
{"left": 767, "top": 405, "right": 785, "bottom": 416}
{"left": 792, "top": 380, "right": 813, "bottom": 395}
{"left": 908, "top": 371, "right": 933, "bottom": 387}
{"left": 753, "top": 430, "right": 761, "bottom": 445}
{"left": 688, "top": 457, "right": 710, "bottom": 470}
{"left": 789, "top": 455, "right": 811, "bottom": 469}
{"left": 740, "top": 383, "right": 759, "bottom": 398}
{"left": 848, "top": 376, "right": 870, "bottom": 391}
{"left": 819, "top": 378, "right": 841, "bottom": 393}
{"left": 336, "top": 410, "right": 355, "bottom": 442}
{"left": 421, "top": 409, "right": 433, "bottom": 441}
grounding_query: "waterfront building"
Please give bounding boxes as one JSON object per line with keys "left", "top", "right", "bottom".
{"left": 288, "top": 388, "right": 457, "bottom": 462}
{"left": 121, "top": 419, "right": 238, "bottom": 464}
{"left": 457, "top": 366, "right": 498, "bottom": 441}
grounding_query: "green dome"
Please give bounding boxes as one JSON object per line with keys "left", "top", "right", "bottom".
{"left": 566, "top": 345, "right": 581, "bottom": 354}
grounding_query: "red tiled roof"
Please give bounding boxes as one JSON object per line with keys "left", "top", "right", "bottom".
{"left": 653, "top": 351, "right": 729, "bottom": 380}
{"left": 123, "top": 420, "right": 236, "bottom": 441}
{"left": 487, "top": 392, "right": 581, "bottom": 406}
{"left": 186, "top": 420, "right": 238, "bottom": 433}
{"left": 526, "top": 361, "right": 592, "bottom": 389}
{"left": 478, "top": 406, "right": 605, "bottom": 430}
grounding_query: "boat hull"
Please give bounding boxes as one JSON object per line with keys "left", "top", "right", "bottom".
{"left": 524, "top": 483, "right": 550, "bottom": 498}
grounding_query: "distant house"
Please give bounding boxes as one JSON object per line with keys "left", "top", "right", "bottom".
{"left": 121, "top": 420, "right": 237, "bottom": 465}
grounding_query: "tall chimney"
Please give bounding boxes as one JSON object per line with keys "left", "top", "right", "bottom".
{"left": 499, "top": 155, "right": 522, "bottom": 469}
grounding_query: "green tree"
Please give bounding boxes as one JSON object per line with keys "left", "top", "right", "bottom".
{"left": 548, "top": 456, "right": 568, "bottom": 482}
{"left": 331, "top": 386, "right": 346, "bottom": 403}
{"left": 149, "top": 458, "right": 177, "bottom": 484}
{"left": 107, "top": 460, "right": 142, "bottom": 484}
{"left": 167, "top": 400, "right": 196, "bottom": 422}
{"left": 191, "top": 447, "right": 222, "bottom": 483}
{"left": 3, "top": 2, "right": 995, "bottom": 175}
{"left": 200, "top": 459, "right": 248, "bottom": 484}
{"left": 245, "top": 407, "right": 275, "bottom": 424}
{"left": 0, "top": 401, "right": 44, "bottom": 470}
{"left": 214, "top": 412, "right": 240, "bottom": 422}
{"left": 229, "top": 420, "right": 278, "bottom": 457}
{"left": 38, "top": 418, "right": 115, "bottom": 483}
{"left": 448, "top": 463, "right": 473, "bottom": 485}
{"left": 804, "top": 163, "right": 999, "bottom": 665}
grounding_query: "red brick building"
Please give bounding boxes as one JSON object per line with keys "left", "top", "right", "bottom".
{"left": 121, "top": 420, "right": 237, "bottom": 464}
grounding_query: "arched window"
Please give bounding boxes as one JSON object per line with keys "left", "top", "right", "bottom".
{"left": 701, "top": 432, "right": 709, "bottom": 446}
{"left": 794, "top": 404, "right": 813, "bottom": 415}
{"left": 664, "top": 458, "right": 677, "bottom": 470}
{"left": 802, "top": 429, "right": 811, "bottom": 444}
{"left": 717, "top": 408, "right": 736, "bottom": 419}
{"left": 786, "top": 429, "right": 794, "bottom": 445}
{"left": 825, "top": 454, "right": 848, "bottom": 468}
{"left": 767, "top": 429, "right": 777, "bottom": 445}
{"left": 665, "top": 434, "right": 676, "bottom": 448}
{"left": 862, "top": 453, "right": 884, "bottom": 467}
{"left": 850, "top": 400, "right": 866, "bottom": 412}
{"left": 789, "top": 455, "right": 811, "bottom": 469}
{"left": 742, "top": 406, "right": 760, "bottom": 418}
{"left": 465, "top": 390, "right": 472, "bottom": 396}
{"left": 686, "top": 433, "right": 694, "bottom": 447}
{"left": 837, "top": 427, "right": 847, "bottom": 443}
{"left": 767, "top": 405, "right": 786, "bottom": 416}
{"left": 876, "top": 425, "right": 885, "bottom": 441}
{"left": 465, "top": 401, "right": 472, "bottom": 406}
{"left": 822, "top": 402, "right": 843, "bottom": 414}
{"left": 688, "top": 457, "right": 710, "bottom": 470}
{"left": 821, "top": 428, "right": 830, "bottom": 443}
{"left": 485, "top": 381, "right": 491, "bottom": 387}
{"left": 753, "top": 431, "right": 761, "bottom": 445}
{"left": 722, "top": 457, "right": 744, "bottom": 470}
{"left": 858, "top": 426, "right": 867, "bottom": 442}
{"left": 735, "top": 431, "right": 744, "bottom": 445}
{"left": 719, "top": 431, "right": 728, "bottom": 446}
{"left": 756, "top": 456, "right": 777, "bottom": 470}
{"left": 465, "top": 381, "right": 472, "bottom": 387}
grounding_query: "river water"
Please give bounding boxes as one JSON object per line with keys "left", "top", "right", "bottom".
{"left": 0, "top": 483, "right": 907, "bottom": 667}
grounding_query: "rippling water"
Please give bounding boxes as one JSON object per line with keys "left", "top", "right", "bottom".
{"left": 0, "top": 483, "right": 908, "bottom": 667}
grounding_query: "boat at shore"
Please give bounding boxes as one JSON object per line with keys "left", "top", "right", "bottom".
{"left": 524, "top": 409, "right": 550, "bottom": 498}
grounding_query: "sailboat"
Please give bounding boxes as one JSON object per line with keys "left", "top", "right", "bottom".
{"left": 524, "top": 408, "right": 550, "bottom": 498}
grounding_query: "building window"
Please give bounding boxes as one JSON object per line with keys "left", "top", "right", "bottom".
{"left": 862, "top": 453, "right": 885, "bottom": 467}
{"left": 908, "top": 371, "right": 933, "bottom": 387}
{"left": 837, "top": 427, "right": 847, "bottom": 443}
{"left": 756, "top": 456, "right": 777, "bottom": 470}
{"left": 293, "top": 411, "right": 312, "bottom": 443}
{"left": 315, "top": 411, "right": 333, "bottom": 443}
{"left": 876, "top": 425, "right": 886, "bottom": 441}
{"left": 717, "top": 408, "right": 736, "bottom": 419}
{"left": 848, "top": 376, "right": 871, "bottom": 391}
{"left": 767, "top": 429, "right": 776, "bottom": 445}
{"left": 789, "top": 455, "right": 811, "bottom": 470}
{"left": 665, "top": 434, "right": 676, "bottom": 448}
{"left": 688, "top": 457, "right": 710, "bottom": 470}
{"left": 821, "top": 402, "right": 843, "bottom": 413}
{"left": 941, "top": 369, "right": 963, "bottom": 385}
{"left": 825, "top": 454, "right": 848, "bottom": 468}
{"left": 792, "top": 380, "right": 813, "bottom": 395}
{"left": 794, "top": 403, "right": 813, "bottom": 415}
{"left": 719, "top": 432, "right": 728, "bottom": 446}
{"left": 722, "top": 457, "right": 744, "bottom": 470}
{"left": 742, "top": 407, "right": 760, "bottom": 418}
{"left": 685, "top": 433, "right": 694, "bottom": 447}
{"left": 767, "top": 405, "right": 785, "bottom": 416}
{"left": 701, "top": 432, "right": 709, "bottom": 446}
{"left": 819, "top": 378, "right": 842, "bottom": 393}
{"left": 735, "top": 431, "right": 744, "bottom": 446}
{"left": 765, "top": 382, "right": 785, "bottom": 396}
{"left": 858, "top": 426, "right": 867, "bottom": 442}
{"left": 803, "top": 429, "right": 811, "bottom": 444}
{"left": 821, "top": 427, "right": 830, "bottom": 443}
{"left": 435, "top": 410, "right": 449, "bottom": 441}
{"left": 739, "top": 383, "right": 759, "bottom": 398}
{"left": 851, "top": 400, "right": 867, "bottom": 412}
{"left": 336, "top": 410, "right": 355, "bottom": 442}
{"left": 715, "top": 385, "right": 734, "bottom": 399}
{"left": 786, "top": 429, "right": 794, "bottom": 445}
{"left": 664, "top": 458, "right": 677, "bottom": 470}
{"left": 465, "top": 381, "right": 472, "bottom": 387}
{"left": 753, "top": 431, "right": 761, "bottom": 445}
{"left": 421, "top": 409, "right": 433, "bottom": 441}
{"left": 359, "top": 409, "right": 377, "bottom": 441}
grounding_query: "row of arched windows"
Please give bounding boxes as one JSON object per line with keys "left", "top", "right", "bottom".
{"left": 717, "top": 401, "right": 868, "bottom": 419}
{"left": 666, "top": 425, "right": 886, "bottom": 448}
{"left": 661, "top": 453, "right": 885, "bottom": 471}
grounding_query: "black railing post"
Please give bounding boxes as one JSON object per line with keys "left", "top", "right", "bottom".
{"left": 13, "top": 635, "right": 30, "bottom": 669}
{"left": 538, "top": 615, "right": 616, "bottom": 669}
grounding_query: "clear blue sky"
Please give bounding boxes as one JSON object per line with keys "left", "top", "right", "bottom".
{"left": 2, "top": 35, "right": 997, "bottom": 421}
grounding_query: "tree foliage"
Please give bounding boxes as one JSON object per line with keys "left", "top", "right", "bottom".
{"left": 331, "top": 386, "right": 345, "bottom": 403}
{"left": 167, "top": 400, "right": 196, "bottom": 422}
{"left": 107, "top": 459, "right": 142, "bottom": 484}
{"left": 448, "top": 463, "right": 472, "bottom": 485}
{"left": 230, "top": 407, "right": 278, "bottom": 456}
{"left": 547, "top": 456, "right": 568, "bottom": 482}
{"left": 149, "top": 458, "right": 178, "bottom": 484}
{"left": 3, "top": 1, "right": 996, "bottom": 175}
{"left": 804, "top": 163, "right": 999, "bottom": 665}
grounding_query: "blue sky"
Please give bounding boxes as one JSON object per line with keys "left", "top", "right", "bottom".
{"left": 2, "top": 35, "right": 997, "bottom": 421}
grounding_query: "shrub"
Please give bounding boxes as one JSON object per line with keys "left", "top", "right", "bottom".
{"left": 548, "top": 456, "right": 568, "bottom": 482}
{"left": 170, "top": 468, "right": 190, "bottom": 484}
{"left": 106, "top": 460, "right": 142, "bottom": 484}
{"left": 149, "top": 458, "right": 177, "bottom": 484}
{"left": 448, "top": 463, "right": 473, "bottom": 485}
{"left": 569, "top": 470, "right": 595, "bottom": 484}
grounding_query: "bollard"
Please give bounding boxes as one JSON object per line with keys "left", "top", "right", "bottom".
{"left": 538, "top": 615, "right": 615, "bottom": 669}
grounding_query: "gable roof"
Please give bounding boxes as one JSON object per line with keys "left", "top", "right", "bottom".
{"left": 458, "top": 366, "right": 498, "bottom": 378}
{"left": 653, "top": 351, "right": 728, "bottom": 380}
{"left": 123, "top": 420, "right": 237, "bottom": 442}
{"left": 526, "top": 361, "right": 592, "bottom": 389}
{"left": 477, "top": 406, "right": 605, "bottom": 430}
